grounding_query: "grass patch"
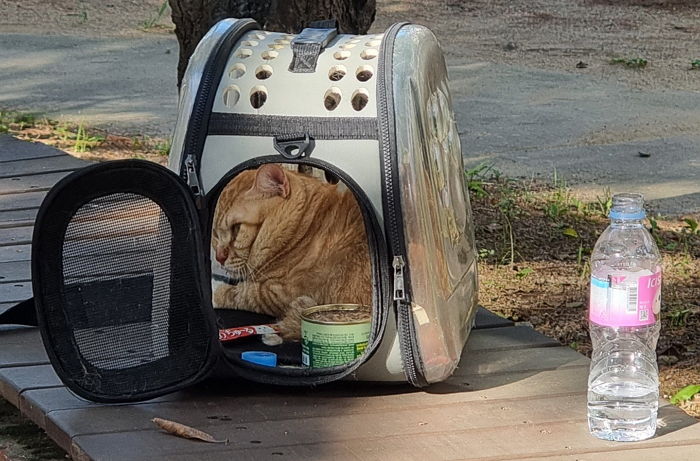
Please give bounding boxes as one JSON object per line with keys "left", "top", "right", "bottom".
{"left": 610, "top": 57, "right": 648, "bottom": 68}
{"left": 142, "top": 1, "right": 171, "bottom": 31}
{"left": 0, "top": 108, "right": 170, "bottom": 164}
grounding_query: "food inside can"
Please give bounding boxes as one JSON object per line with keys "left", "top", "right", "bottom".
{"left": 301, "top": 304, "right": 371, "bottom": 368}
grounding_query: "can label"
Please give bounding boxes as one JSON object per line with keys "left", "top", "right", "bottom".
{"left": 301, "top": 320, "right": 370, "bottom": 368}
{"left": 589, "top": 271, "right": 661, "bottom": 327}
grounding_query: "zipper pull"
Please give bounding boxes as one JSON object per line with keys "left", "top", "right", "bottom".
{"left": 393, "top": 255, "right": 406, "bottom": 301}
{"left": 184, "top": 154, "right": 204, "bottom": 208}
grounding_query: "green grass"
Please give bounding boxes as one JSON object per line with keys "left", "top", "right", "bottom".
{"left": 610, "top": 57, "right": 648, "bottom": 68}
{"left": 142, "top": 1, "right": 169, "bottom": 30}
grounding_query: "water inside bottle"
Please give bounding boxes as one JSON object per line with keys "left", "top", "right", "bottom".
{"left": 587, "top": 374, "right": 658, "bottom": 441}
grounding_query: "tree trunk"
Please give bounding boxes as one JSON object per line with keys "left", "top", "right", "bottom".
{"left": 168, "top": 0, "right": 376, "bottom": 86}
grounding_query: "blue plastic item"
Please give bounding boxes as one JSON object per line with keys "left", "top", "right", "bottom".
{"left": 241, "top": 351, "right": 277, "bottom": 367}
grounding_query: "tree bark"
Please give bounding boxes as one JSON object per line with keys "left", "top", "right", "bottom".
{"left": 168, "top": 0, "right": 376, "bottom": 86}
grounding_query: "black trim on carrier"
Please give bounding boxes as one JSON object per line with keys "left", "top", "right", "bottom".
{"left": 205, "top": 156, "right": 391, "bottom": 386}
{"left": 179, "top": 18, "right": 259, "bottom": 186}
{"left": 208, "top": 113, "right": 379, "bottom": 140}
{"left": 377, "top": 22, "right": 429, "bottom": 387}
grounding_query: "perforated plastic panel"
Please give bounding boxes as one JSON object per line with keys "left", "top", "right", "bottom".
{"left": 33, "top": 160, "right": 216, "bottom": 402}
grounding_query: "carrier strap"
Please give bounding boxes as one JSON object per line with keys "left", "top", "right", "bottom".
{"left": 208, "top": 113, "right": 378, "bottom": 140}
{"left": 289, "top": 22, "right": 338, "bottom": 73}
{"left": 0, "top": 298, "right": 37, "bottom": 326}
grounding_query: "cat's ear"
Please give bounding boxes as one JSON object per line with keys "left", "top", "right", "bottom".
{"left": 254, "top": 164, "right": 290, "bottom": 198}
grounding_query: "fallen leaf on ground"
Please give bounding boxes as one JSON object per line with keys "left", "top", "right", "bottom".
{"left": 152, "top": 417, "right": 227, "bottom": 443}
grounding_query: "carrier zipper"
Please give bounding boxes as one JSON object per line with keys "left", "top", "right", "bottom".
{"left": 377, "top": 22, "right": 428, "bottom": 387}
{"left": 179, "top": 18, "right": 258, "bottom": 184}
{"left": 392, "top": 256, "right": 405, "bottom": 301}
{"left": 185, "top": 154, "right": 204, "bottom": 208}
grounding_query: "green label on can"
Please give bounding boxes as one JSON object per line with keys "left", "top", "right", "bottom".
{"left": 301, "top": 319, "right": 370, "bottom": 368}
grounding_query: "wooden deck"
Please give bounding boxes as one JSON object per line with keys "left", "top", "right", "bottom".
{"left": 0, "top": 135, "right": 698, "bottom": 460}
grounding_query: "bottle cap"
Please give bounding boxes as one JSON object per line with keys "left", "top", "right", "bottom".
{"left": 241, "top": 351, "right": 277, "bottom": 367}
{"left": 608, "top": 193, "right": 646, "bottom": 220}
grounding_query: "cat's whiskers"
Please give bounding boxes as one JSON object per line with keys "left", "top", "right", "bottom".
{"left": 246, "top": 262, "right": 261, "bottom": 283}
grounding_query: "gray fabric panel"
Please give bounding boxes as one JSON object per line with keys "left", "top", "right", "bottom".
{"left": 289, "top": 42, "right": 322, "bottom": 73}
{"left": 207, "top": 113, "right": 379, "bottom": 140}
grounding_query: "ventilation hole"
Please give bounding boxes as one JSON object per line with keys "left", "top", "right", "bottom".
{"left": 223, "top": 86, "right": 240, "bottom": 108}
{"left": 351, "top": 89, "right": 369, "bottom": 111}
{"left": 254, "top": 33, "right": 266, "bottom": 40}
{"left": 255, "top": 65, "right": 273, "bottom": 80}
{"left": 323, "top": 87, "right": 342, "bottom": 111}
{"left": 268, "top": 44, "right": 284, "bottom": 50}
{"left": 275, "top": 39, "right": 291, "bottom": 45}
{"left": 328, "top": 65, "right": 347, "bottom": 81}
{"left": 334, "top": 50, "right": 351, "bottom": 60}
{"left": 366, "top": 40, "right": 381, "bottom": 47}
{"left": 261, "top": 50, "right": 278, "bottom": 60}
{"left": 242, "top": 40, "right": 258, "bottom": 47}
{"left": 250, "top": 86, "right": 268, "bottom": 109}
{"left": 229, "top": 63, "right": 246, "bottom": 79}
{"left": 372, "top": 35, "right": 384, "bottom": 40}
{"left": 341, "top": 43, "right": 356, "bottom": 50}
{"left": 360, "top": 49, "right": 378, "bottom": 60}
{"left": 348, "top": 39, "right": 361, "bottom": 44}
{"left": 236, "top": 48, "right": 253, "bottom": 59}
{"left": 356, "top": 65, "right": 374, "bottom": 82}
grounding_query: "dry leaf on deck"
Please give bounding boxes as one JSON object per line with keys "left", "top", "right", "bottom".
{"left": 152, "top": 417, "right": 227, "bottom": 443}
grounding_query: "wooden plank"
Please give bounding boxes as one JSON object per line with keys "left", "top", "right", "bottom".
{"left": 0, "top": 191, "right": 46, "bottom": 212}
{"left": 466, "top": 326, "right": 559, "bottom": 352}
{"left": 39, "top": 344, "right": 590, "bottom": 456}
{"left": 454, "top": 346, "right": 589, "bottom": 376}
{"left": 517, "top": 444, "right": 700, "bottom": 460}
{"left": 0, "top": 226, "right": 32, "bottom": 247}
{"left": 53, "top": 393, "right": 587, "bottom": 458}
{"left": 0, "top": 244, "right": 30, "bottom": 262}
{"left": 0, "top": 280, "right": 31, "bottom": 303}
{"left": 67, "top": 403, "right": 700, "bottom": 461}
{"left": 24, "top": 366, "right": 592, "bottom": 429}
{"left": 0, "top": 135, "right": 68, "bottom": 162}
{"left": 0, "top": 208, "right": 38, "bottom": 228}
{"left": 0, "top": 155, "right": 87, "bottom": 179}
{"left": 20, "top": 387, "right": 186, "bottom": 432}
{"left": 474, "top": 307, "right": 513, "bottom": 329}
{"left": 0, "top": 171, "right": 71, "bottom": 195}
{"left": 0, "top": 328, "right": 49, "bottom": 367}
{"left": 0, "top": 260, "right": 31, "bottom": 283}
{"left": 0, "top": 365, "right": 62, "bottom": 406}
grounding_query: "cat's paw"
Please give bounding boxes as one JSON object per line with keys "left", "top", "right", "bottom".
{"left": 262, "top": 333, "right": 283, "bottom": 346}
{"left": 213, "top": 284, "right": 239, "bottom": 308}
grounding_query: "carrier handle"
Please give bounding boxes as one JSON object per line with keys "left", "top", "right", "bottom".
{"left": 289, "top": 20, "right": 338, "bottom": 73}
{"left": 273, "top": 133, "right": 315, "bottom": 159}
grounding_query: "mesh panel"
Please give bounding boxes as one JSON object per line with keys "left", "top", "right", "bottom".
{"left": 62, "top": 193, "right": 172, "bottom": 371}
{"left": 40, "top": 179, "right": 213, "bottom": 400}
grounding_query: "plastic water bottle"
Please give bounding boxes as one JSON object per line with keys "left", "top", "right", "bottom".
{"left": 587, "top": 193, "right": 662, "bottom": 442}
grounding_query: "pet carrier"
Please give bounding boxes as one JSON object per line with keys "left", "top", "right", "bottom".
{"left": 22, "top": 18, "right": 478, "bottom": 401}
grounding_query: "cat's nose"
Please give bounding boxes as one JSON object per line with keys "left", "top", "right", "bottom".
{"left": 215, "top": 248, "right": 228, "bottom": 265}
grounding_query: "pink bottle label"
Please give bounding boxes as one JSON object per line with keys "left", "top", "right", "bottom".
{"left": 589, "top": 271, "right": 661, "bottom": 327}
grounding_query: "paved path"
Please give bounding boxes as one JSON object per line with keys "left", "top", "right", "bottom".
{"left": 1, "top": 32, "right": 698, "bottom": 215}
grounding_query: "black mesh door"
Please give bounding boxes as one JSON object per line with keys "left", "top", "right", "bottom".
{"left": 32, "top": 160, "right": 218, "bottom": 402}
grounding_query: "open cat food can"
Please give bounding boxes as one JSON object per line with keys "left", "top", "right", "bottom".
{"left": 301, "top": 304, "right": 371, "bottom": 368}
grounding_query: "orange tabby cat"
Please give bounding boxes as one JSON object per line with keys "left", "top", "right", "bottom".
{"left": 211, "top": 164, "right": 372, "bottom": 341}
